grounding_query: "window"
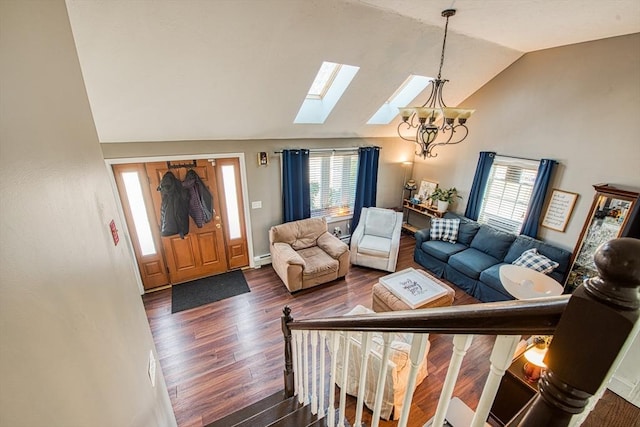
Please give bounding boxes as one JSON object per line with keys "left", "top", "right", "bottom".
{"left": 309, "top": 150, "right": 358, "bottom": 218}
{"left": 367, "top": 74, "right": 432, "bottom": 125}
{"left": 477, "top": 157, "right": 539, "bottom": 234}
{"left": 307, "top": 62, "right": 341, "bottom": 99}
{"left": 221, "top": 164, "right": 241, "bottom": 239}
{"left": 294, "top": 61, "right": 360, "bottom": 124}
{"left": 121, "top": 171, "right": 157, "bottom": 256}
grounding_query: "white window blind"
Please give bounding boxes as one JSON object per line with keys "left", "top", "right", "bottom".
{"left": 477, "top": 157, "right": 539, "bottom": 234}
{"left": 309, "top": 151, "right": 358, "bottom": 218}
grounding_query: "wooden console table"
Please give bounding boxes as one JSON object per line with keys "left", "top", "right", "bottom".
{"left": 489, "top": 352, "right": 538, "bottom": 425}
{"left": 402, "top": 199, "right": 444, "bottom": 234}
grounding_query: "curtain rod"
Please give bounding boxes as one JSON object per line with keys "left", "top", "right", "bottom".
{"left": 273, "top": 146, "right": 380, "bottom": 154}
{"left": 496, "top": 153, "right": 539, "bottom": 162}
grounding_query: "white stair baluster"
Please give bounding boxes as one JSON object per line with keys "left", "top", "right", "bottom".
{"left": 311, "top": 330, "right": 318, "bottom": 415}
{"left": 328, "top": 331, "right": 340, "bottom": 427}
{"left": 296, "top": 330, "right": 305, "bottom": 404}
{"left": 371, "top": 333, "right": 392, "bottom": 427}
{"left": 318, "top": 331, "right": 327, "bottom": 419}
{"left": 291, "top": 330, "right": 300, "bottom": 398}
{"left": 471, "top": 335, "right": 521, "bottom": 427}
{"left": 338, "top": 332, "right": 352, "bottom": 427}
{"left": 398, "top": 333, "right": 429, "bottom": 427}
{"left": 303, "top": 330, "right": 310, "bottom": 405}
{"left": 431, "top": 334, "right": 474, "bottom": 427}
{"left": 354, "top": 332, "right": 373, "bottom": 427}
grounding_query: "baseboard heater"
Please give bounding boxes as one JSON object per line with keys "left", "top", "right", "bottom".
{"left": 253, "top": 253, "right": 272, "bottom": 267}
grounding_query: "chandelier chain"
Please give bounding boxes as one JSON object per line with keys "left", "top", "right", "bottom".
{"left": 437, "top": 14, "right": 450, "bottom": 80}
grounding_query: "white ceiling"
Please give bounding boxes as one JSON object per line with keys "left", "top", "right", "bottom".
{"left": 65, "top": 0, "right": 640, "bottom": 143}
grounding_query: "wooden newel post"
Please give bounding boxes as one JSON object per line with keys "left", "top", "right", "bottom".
{"left": 282, "top": 305, "right": 295, "bottom": 398}
{"left": 519, "top": 237, "right": 640, "bottom": 426}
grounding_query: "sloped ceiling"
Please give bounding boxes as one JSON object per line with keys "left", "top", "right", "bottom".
{"left": 65, "top": 0, "right": 640, "bottom": 143}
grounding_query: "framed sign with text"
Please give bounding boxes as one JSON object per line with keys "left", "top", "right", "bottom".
{"left": 541, "top": 189, "right": 579, "bottom": 232}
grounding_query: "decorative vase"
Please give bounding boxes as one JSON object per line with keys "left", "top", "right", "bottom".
{"left": 437, "top": 200, "right": 449, "bottom": 212}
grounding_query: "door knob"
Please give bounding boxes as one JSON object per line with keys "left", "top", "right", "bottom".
{"left": 216, "top": 223, "right": 221, "bottom": 229}
{"left": 215, "top": 216, "right": 220, "bottom": 221}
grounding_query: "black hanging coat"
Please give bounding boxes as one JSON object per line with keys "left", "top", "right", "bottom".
{"left": 182, "top": 169, "right": 214, "bottom": 228}
{"left": 158, "top": 171, "right": 190, "bottom": 238}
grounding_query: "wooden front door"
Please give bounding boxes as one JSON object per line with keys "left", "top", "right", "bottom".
{"left": 146, "top": 160, "right": 228, "bottom": 284}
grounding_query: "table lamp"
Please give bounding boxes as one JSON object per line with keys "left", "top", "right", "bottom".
{"left": 523, "top": 336, "right": 549, "bottom": 383}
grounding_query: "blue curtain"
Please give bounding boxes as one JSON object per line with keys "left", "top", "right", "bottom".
{"left": 521, "top": 158, "right": 558, "bottom": 237}
{"left": 464, "top": 151, "right": 496, "bottom": 220}
{"left": 351, "top": 146, "right": 380, "bottom": 232}
{"left": 282, "top": 149, "right": 310, "bottom": 222}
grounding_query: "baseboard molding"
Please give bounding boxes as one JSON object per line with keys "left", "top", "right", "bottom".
{"left": 609, "top": 376, "right": 640, "bottom": 407}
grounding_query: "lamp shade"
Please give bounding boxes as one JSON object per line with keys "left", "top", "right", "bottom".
{"left": 524, "top": 345, "right": 547, "bottom": 368}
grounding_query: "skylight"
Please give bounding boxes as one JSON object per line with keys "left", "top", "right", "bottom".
{"left": 307, "top": 62, "right": 341, "bottom": 99}
{"left": 294, "top": 61, "right": 360, "bottom": 124}
{"left": 367, "top": 75, "right": 432, "bottom": 125}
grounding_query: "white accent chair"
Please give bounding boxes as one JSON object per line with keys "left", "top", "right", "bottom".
{"left": 350, "top": 207, "right": 403, "bottom": 272}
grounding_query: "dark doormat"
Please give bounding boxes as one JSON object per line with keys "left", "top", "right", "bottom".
{"left": 171, "top": 270, "right": 250, "bottom": 314}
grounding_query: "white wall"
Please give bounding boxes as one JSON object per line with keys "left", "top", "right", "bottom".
{"left": 411, "top": 33, "right": 640, "bottom": 250}
{"left": 0, "top": 1, "right": 176, "bottom": 426}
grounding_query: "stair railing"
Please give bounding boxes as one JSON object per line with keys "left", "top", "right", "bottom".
{"left": 281, "top": 238, "right": 639, "bottom": 427}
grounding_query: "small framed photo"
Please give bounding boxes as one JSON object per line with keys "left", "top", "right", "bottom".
{"left": 258, "top": 152, "right": 269, "bottom": 166}
{"left": 417, "top": 180, "right": 438, "bottom": 204}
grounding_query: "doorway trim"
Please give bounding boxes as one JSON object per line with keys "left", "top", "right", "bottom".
{"left": 104, "top": 153, "right": 255, "bottom": 295}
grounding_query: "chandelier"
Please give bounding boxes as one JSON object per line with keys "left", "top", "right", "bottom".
{"left": 397, "top": 9, "right": 474, "bottom": 159}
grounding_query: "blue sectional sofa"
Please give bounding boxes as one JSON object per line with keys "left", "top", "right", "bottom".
{"left": 413, "top": 213, "right": 572, "bottom": 302}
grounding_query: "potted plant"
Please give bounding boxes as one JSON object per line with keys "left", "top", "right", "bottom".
{"left": 429, "top": 187, "right": 462, "bottom": 212}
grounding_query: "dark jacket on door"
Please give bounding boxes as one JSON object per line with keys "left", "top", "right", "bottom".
{"left": 182, "top": 169, "right": 214, "bottom": 228}
{"left": 158, "top": 171, "right": 190, "bottom": 238}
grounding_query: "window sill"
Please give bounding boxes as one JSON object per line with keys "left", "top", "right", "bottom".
{"left": 325, "top": 214, "right": 352, "bottom": 224}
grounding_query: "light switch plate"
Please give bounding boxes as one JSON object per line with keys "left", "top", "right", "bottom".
{"left": 251, "top": 201, "right": 262, "bottom": 209}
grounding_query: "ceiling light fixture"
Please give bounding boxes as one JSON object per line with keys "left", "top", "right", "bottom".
{"left": 397, "top": 9, "right": 475, "bottom": 159}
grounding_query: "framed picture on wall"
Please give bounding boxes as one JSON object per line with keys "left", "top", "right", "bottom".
{"left": 541, "top": 189, "right": 579, "bottom": 232}
{"left": 417, "top": 180, "right": 438, "bottom": 204}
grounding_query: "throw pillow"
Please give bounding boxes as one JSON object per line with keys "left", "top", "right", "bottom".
{"left": 512, "top": 248, "right": 559, "bottom": 274}
{"left": 430, "top": 218, "right": 460, "bottom": 244}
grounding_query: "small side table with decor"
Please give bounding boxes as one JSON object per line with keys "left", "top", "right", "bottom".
{"left": 489, "top": 337, "right": 550, "bottom": 425}
{"left": 489, "top": 351, "right": 539, "bottom": 425}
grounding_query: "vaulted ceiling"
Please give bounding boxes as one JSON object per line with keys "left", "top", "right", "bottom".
{"left": 65, "top": 0, "right": 640, "bottom": 143}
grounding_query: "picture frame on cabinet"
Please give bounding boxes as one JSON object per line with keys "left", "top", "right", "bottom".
{"left": 417, "top": 180, "right": 438, "bottom": 205}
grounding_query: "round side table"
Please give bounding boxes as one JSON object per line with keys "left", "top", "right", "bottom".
{"left": 499, "top": 264, "right": 563, "bottom": 300}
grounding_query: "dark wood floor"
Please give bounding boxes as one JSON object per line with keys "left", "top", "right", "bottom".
{"left": 142, "top": 235, "right": 639, "bottom": 427}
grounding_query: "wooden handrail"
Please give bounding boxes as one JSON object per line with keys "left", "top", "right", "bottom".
{"left": 285, "top": 296, "right": 569, "bottom": 335}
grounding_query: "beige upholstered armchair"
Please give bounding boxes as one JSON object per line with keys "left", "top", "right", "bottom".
{"left": 350, "top": 207, "right": 403, "bottom": 272}
{"left": 269, "top": 217, "right": 350, "bottom": 292}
